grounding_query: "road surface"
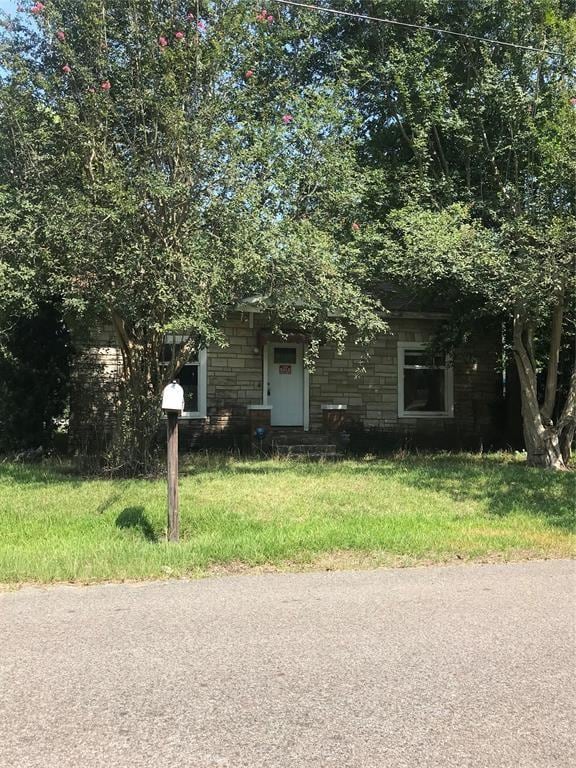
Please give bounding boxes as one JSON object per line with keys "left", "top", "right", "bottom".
{"left": 1, "top": 560, "right": 575, "bottom": 767}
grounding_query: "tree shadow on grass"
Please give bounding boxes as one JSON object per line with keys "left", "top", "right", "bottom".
{"left": 391, "top": 457, "right": 576, "bottom": 533}
{"left": 116, "top": 506, "right": 158, "bottom": 542}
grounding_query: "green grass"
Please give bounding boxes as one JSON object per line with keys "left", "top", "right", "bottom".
{"left": 0, "top": 453, "right": 574, "bottom": 585}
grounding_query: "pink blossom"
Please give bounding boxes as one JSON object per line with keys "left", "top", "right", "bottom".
{"left": 159, "top": 35, "right": 168, "bottom": 47}
{"left": 267, "top": 15, "right": 274, "bottom": 23}
{"left": 197, "top": 20, "right": 205, "bottom": 30}
{"left": 351, "top": 222, "right": 360, "bottom": 232}
{"left": 87, "top": 87, "right": 95, "bottom": 93}
{"left": 245, "top": 69, "right": 254, "bottom": 79}
{"left": 570, "top": 97, "right": 576, "bottom": 106}
{"left": 187, "top": 13, "right": 195, "bottom": 21}
{"left": 62, "top": 64, "right": 71, "bottom": 74}
{"left": 175, "top": 31, "right": 185, "bottom": 40}
{"left": 282, "top": 114, "right": 293, "bottom": 124}
{"left": 30, "top": 2, "right": 45, "bottom": 15}
{"left": 56, "top": 30, "right": 65, "bottom": 41}
{"left": 100, "top": 80, "right": 111, "bottom": 91}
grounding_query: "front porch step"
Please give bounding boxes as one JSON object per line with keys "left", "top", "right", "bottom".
{"left": 270, "top": 430, "right": 339, "bottom": 446}
{"left": 274, "top": 444, "right": 342, "bottom": 459}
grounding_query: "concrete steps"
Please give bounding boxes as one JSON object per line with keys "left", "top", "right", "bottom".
{"left": 270, "top": 430, "right": 343, "bottom": 459}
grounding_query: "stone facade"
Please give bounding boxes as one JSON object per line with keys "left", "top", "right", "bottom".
{"left": 70, "top": 311, "right": 503, "bottom": 453}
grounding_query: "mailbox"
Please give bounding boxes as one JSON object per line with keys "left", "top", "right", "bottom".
{"left": 162, "top": 381, "right": 185, "bottom": 414}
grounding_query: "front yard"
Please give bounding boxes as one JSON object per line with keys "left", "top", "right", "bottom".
{"left": 0, "top": 453, "right": 573, "bottom": 586}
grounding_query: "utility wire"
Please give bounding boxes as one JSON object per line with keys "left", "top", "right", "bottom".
{"left": 271, "top": 0, "right": 561, "bottom": 57}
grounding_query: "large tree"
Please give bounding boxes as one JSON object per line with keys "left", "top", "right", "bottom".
{"left": 317, "top": 0, "right": 576, "bottom": 468}
{"left": 0, "top": 1, "right": 384, "bottom": 472}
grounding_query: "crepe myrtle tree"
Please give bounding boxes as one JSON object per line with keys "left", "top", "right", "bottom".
{"left": 322, "top": 0, "right": 576, "bottom": 468}
{"left": 387, "top": 206, "right": 575, "bottom": 469}
{"left": 0, "top": 1, "right": 384, "bottom": 472}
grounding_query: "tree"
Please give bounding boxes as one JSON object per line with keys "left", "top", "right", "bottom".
{"left": 0, "top": 1, "right": 384, "bottom": 472}
{"left": 319, "top": 0, "right": 576, "bottom": 468}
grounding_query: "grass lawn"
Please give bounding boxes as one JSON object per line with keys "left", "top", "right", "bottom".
{"left": 0, "top": 453, "right": 574, "bottom": 586}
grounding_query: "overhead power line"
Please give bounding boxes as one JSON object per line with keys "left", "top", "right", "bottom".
{"left": 271, "top": 0, "right": 561, "bottom": 57}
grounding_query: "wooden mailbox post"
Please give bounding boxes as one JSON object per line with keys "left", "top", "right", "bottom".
{"left": 161, "top": 381, "right": 185, "bottom": 542}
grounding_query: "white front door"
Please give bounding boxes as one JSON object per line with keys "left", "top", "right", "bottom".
{"left": 267, "top": 343, "right": 304, "bottom": 426}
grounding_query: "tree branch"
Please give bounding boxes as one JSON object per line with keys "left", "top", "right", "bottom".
{"left": 111, "top": 309, "right": 133, "bottom": 378}
{"left": 512, "top": 312, "right": 542, "bottom": 427}
{"left": 432, "top": 124, "right": 449, "bottom": 179}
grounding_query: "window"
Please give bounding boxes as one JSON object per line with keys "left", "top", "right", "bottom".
{"left": 161, "top": 336, "right": 207, "bottom": 418}
{"left": 274, "top": 347, "right": 297, "bottom": 364}
{"left": 397, "top": 342, "right": 453, "bottom": 418}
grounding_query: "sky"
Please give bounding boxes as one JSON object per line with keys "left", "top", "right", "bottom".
{"left": 0, "top": 1, "right": 16, "bottom": 13}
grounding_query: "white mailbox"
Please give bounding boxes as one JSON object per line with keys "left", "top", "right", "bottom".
{"left": 162, "top": 381, "right": 185, "bottom": 414}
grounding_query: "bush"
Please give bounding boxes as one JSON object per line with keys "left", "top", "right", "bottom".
{"left": 0, "top": 302, "right": 73, "bottom": 452}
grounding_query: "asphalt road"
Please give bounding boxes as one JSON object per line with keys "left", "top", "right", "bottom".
{"left": 1, "top": 560, "right": 575, "bottom": 768}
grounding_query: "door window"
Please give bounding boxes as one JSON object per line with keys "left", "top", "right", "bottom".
{"left": 274, "top": 347, "right": 297, "bottom": 364}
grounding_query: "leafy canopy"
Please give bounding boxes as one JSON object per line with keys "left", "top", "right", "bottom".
{"left": 0, "top": 1, "right": 384, "bottom": 357}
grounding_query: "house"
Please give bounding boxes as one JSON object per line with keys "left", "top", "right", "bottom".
{"left": 69, "top": 294, "right": 503, "bottom": 455}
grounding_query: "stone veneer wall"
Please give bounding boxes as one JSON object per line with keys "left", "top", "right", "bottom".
{"left": 70, "top": 312, "right": 503, "bottom": 453}
{"left": 308, "top": 316, "right": 502, "bottom": 448}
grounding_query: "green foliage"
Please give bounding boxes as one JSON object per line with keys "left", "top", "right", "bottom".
{"left": 0, "top": 301, "right": 73, "bottom": 451}
{"left": 1, "top": 1, "right": 574, "bottom": 468}
{"left": 323, "top": 0, "right": 576, "bottom": 465}
{"left": 330, "top": 0, "right": 576, "bottom": 299}
{"left": 0, "top": 1, "right": 385, "bottom": 471}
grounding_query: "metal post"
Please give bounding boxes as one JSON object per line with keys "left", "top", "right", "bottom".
{"left": 166, "top": 411, "right": 179, "bottom": 542}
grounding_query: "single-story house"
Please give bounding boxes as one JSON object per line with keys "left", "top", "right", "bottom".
{"left": 69, "top": 294, "right": 503, "bottom": 455}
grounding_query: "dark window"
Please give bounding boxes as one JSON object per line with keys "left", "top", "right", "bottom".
{"left": 178, "top": 364, "right": 199, "bottom": 414}
{"left": 274, "top": 347, "right": 297, "bottom": 364}
{"left": 404, "top": 351, "right": 444, "bottom": 369}
{"left": 160, "top": 343, "right": 198, "bottom": 365}
{"left": 160, "top": 339, "right": 201, "bottom": 414}
{"left": 403, "top": 368, "right": 445, "bottom": 412}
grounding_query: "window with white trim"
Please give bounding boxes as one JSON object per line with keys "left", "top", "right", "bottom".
{"left": 397, "top": 342, "right": 454, "bottom": 418}
{"left": 161, "top": 336, "right": 207, "bottom": 418}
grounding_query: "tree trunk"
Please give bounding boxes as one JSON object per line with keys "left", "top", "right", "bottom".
{"left": 557, "top": 368, "right": 576, "bottom": 467}
{"left": 559, "top": 423, "right": 575, "bottom": 466}
{"left": 108, "top": 369, "right": 162, "bottom": 475}
{"left": 107, "top": 315, "right": 164, "bottom": 475}
{"left": 513, "top": 312, "right": 567, "bottom": 470}
{"left": 521, "top": 418, "right": 565, "bottom": 469}
{"left": 106, "top": 316, "right": 198, "bottom": 475}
